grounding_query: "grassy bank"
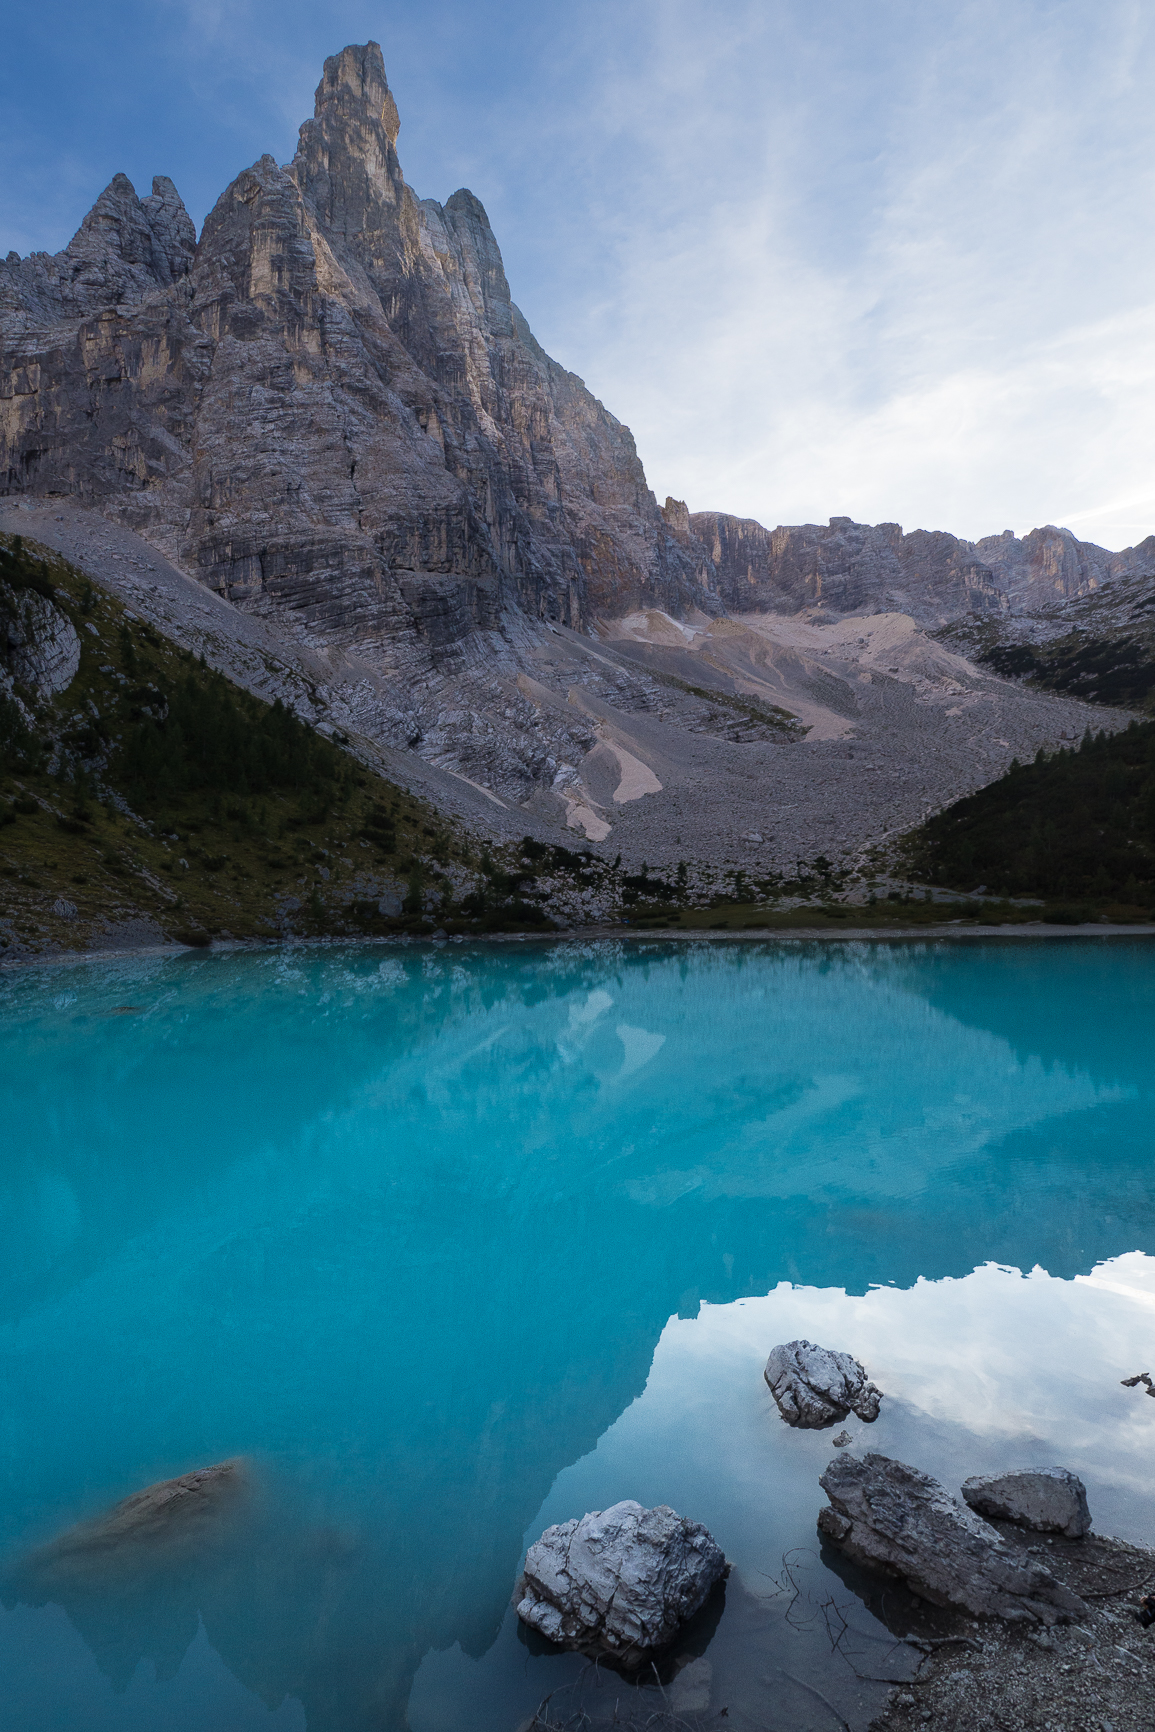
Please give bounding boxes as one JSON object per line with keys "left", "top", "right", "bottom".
{"left": 618, "top": 897, "right": 1153, "bottom": 932}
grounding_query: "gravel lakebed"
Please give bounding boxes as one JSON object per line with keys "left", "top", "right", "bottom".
{"left": 872, "top": 1528, "right": 1155, "bottom": 1732}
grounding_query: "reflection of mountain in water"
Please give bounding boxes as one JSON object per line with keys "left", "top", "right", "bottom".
{"left": 1, "top": 940, "right": 1153, "bottom": 1728}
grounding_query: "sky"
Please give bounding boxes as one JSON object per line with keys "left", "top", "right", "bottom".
{"left": 3, "top": 0, "right": 1154, "bottom": 551}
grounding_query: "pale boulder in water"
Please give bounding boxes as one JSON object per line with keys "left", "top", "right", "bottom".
{"left": 818, "top": 1452, "right": 1088, "bottom": 1624}
{"left": 961, "top": 1468, "right": 1091, "bottom": 1539}
{"left": 764, "top": 1339, "right": 882, "bottom": 1428}
{"left": 514, "top": 1500, "right": 726, "bottom": 1661}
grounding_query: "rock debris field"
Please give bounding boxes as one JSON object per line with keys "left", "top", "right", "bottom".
{"left": 2, "top": 501, "right": 1131, "bottom": 886}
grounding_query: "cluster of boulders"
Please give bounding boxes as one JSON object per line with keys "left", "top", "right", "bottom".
{"left": 510, "top": 1337, "right": 1099, "bottom": 1667}
{"left": 7, "top": 1332, "right": 1100, "bottom": 1699}
{"left": 818, "top": 1453, "right": 1089, "bottom": 1624}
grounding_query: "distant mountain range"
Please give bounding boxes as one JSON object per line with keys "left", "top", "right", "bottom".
{"left": 679, "top": 509, "right": 1155, "bottom": 623}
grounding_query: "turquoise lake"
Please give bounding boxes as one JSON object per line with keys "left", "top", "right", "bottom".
{"left": 2, "top": 936, "right": 1155, "bottom": 1731}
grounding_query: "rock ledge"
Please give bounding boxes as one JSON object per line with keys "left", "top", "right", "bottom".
{"left": 961, "top": 1467, "right": 1091, "bottom": 1539}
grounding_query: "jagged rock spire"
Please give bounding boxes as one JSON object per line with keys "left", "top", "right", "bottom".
{"left": 1, "top": 39, "right": 714, "bottom": 632}
{"left": 70, "top": 172, "right": 196, "bottom": 286}
{"left": 293, "top": 41, "right": 405, "bottom": 238}
{"left": 315, "top": 42, "right": 399, "bottom": 143}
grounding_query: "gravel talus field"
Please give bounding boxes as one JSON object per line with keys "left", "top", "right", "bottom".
{"left": 2, "top": 502, "right": 1130, "bottom": 892}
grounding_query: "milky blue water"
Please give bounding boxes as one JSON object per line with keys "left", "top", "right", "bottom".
{"left": 2, "top": 937, "right": 1155, "bottom": 1732}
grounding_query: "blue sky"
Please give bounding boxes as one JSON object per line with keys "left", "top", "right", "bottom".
{"left": 4, "top": 0, "right": 1155, "bottom": 550}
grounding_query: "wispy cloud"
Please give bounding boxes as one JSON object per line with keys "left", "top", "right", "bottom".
{"left": 514, "top": 0, "right": 1155, "bottom": 548}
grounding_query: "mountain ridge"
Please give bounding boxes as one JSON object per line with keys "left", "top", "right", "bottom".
{"left": 4, "top": 40, "right": 1151, "bottom": 645}
{"left": 675, "top": 506, "right": 1155, "bottom": 624}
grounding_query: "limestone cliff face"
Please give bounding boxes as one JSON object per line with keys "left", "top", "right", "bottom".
{"left": 0, "top": 43, "right": 714, "bottom": 656}
{"left": 4, "top": 40, "right": 1147, "bottom": 676}
{"left": 684, "top": 512, "right": 1006, "bottom": 622}
{"left": 684, "top": 510, "right": 1152, "bottom": 622}
{"left": 974, "top": 525, "right": 1151, "bottom": 606}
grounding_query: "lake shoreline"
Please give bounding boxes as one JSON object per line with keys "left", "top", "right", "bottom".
{"left": 3, "top": 921, "right": 1155, "bottom": 973}
{"left": 870, "top": 1525, "right": 1155, "bottom": 1732}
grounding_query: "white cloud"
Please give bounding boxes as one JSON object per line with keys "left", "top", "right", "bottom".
{"left": 503, "top": 0, "right": 1155, "bottom": 549}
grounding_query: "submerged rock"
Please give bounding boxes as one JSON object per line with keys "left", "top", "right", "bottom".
{"left": 22, "top": 1460, "right": 245, "bottom": 1583}
{"left": 818, "top": 1452, "right": 1087, "bottom": 1624}
{"left": 961, "top": 1468, "right": 1091, "bottom": 1539}
{"left": 764, "top": 1339, "right": 882, "bottom": 1428}
{"left": 514, "top": 1500, "right": 726, "bottom": 1662}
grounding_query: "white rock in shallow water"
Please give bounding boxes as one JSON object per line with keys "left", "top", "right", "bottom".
{"left": 514, "top": 1500, "right": 726, "bottom": 1660}
{"left": 818, "top": 1452, "right": 1088, "bottom": 1624}
{"left": 961, "top": 1469, "right": 1091, "bottom": 1539}
{"left": 764, "top": 1339, "right": 882, "bottom": 1428}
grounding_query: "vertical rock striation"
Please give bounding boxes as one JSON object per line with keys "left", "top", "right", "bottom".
{"left": 681, "top": 510, "right": 1153, "bottom": 624}
{"left": 0, "top": 42, "right": 715, "bottom": 661}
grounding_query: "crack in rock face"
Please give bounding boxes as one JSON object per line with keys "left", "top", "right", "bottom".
{"left": 817, "top": 1452, "right": 1089, "bottom": 1624}
{"left": 961, "top": 1468, "right": 1092, "bottom": 1540}
{"left": 514, "top": 1500, "right": 727, "bottom": 1662}
{"left": 764, "top": 1338, "right": 883, "bottom": 1428}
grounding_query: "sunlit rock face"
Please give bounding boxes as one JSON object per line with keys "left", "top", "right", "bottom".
{"left": 0, "top": 43, "right": 716, "bottom": 652}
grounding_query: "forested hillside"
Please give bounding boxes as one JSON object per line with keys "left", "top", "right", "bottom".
{"left": 0, "top": 537, "right": 593, "bottom": 955}
{"left": 909, "top": 723, "right": 1155, "bottom": 913}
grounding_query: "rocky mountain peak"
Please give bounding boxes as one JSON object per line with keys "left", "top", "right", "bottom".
{"left": 35, "top": 170, "right": 198, "bottom": 303}
{"left": 662, "top": 497, "right": 692, "bottom": 538}
{"left": 293, "top": 41, "right": 405, "bottom": 242}
{"left": 140, "top": 175, "right": 198, "bottom": 273}
{"left": 0, "top": 171, "right": 195, "bottom": 336}
{"left": 317, "top": 40, "right": 400, "bottom": 143}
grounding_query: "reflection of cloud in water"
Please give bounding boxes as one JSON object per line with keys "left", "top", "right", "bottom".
{"left": 643, "top": 1252, "right": 1155, "bottom": 1523}
{"left": 414, "top": 1252, "right": 1155, "bottom": 1731}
